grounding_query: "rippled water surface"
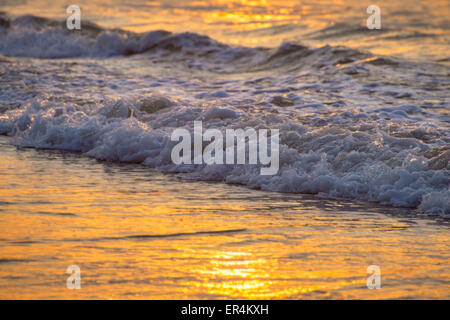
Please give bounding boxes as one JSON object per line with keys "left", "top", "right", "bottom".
{"left": 0, "top": 0, "right": 449, "bottom": 299}
{"left": 0, "top": 137, "right": 448, "bottom": 299}
{"left": 2, "top": 0, "right": 449, "bottom": 61}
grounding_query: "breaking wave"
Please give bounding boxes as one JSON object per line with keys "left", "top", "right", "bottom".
{"left": 1, "top": 95, "right": 448, "bottom": 216}
{"left": 0, "top": 14, "right": 449, "bottom": 217}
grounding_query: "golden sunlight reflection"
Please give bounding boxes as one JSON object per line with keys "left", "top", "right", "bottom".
{"left": 1, "top": 0, "right": 448, "bottom": 59}
{"left": 0, "top": 138, "right": 449, "bottom": 299}
{"left": 0, "top": 0, "right": 449, "bottom": 300}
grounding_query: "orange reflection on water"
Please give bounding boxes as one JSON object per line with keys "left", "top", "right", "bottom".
{"left": 1, "top": 0, "right": 448, "bottom": 59}
{"left": 0, "top": 138, "right": 449, "bottom": 299}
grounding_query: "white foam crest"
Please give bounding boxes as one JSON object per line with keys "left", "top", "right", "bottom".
{"left": 0, "top": 27, "right": 161, "bottom": 58}
{"left": 0, "top": 97, "right": 448, "bottom": 216}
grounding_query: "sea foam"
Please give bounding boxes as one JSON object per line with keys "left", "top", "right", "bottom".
{"left": 0, "top": 95, "right": 448, "bottom": 216}
{"left": 0, "top": 14, "right": 448, "bottom": 216}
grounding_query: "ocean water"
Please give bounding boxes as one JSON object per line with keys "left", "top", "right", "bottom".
{"left": 0, "top": 137, "right": 448, "bottom": 299}
{"left": 0, "top": 0, "right": 449, "bottom": 299}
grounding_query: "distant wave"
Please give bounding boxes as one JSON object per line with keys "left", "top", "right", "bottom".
{"left": 0, "top": 14, "right": 234, "bottom": 58}
{"left": 0, "top": 13, "right": 375, "bottom": 65}
{"left": 0, "top": 14, "right": 404, "bottom": 74}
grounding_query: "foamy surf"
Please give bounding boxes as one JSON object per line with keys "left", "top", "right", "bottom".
{"left": 0, "top": 14, "right": 448, "bottom": 217}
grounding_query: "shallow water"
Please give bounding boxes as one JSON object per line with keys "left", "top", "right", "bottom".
{"left": 0, "top": 137, "right": 448, "bottom": 299}
{"left": 0, "top": 0, "right": 449, "bottom": 299}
